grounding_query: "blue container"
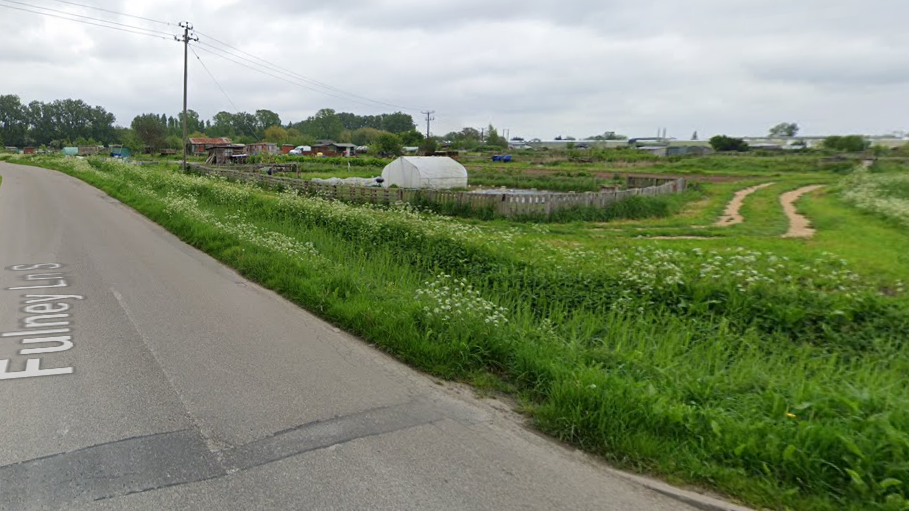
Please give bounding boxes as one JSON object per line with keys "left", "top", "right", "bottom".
{"left": 491, "top": 155, "right": 501, "bottom": 162}
{"left": 502, "top": 155, "right": 512, "bottom": 163}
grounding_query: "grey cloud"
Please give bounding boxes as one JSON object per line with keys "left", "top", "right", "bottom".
{"left": 2, "top": 0, "right": 909, "bottom": 138}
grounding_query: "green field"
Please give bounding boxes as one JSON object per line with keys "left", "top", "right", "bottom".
{"left": 4, "top": 153, "right": 908, "bottom": 511}
{"left": 463, "top": 153, "right": 860, "bottom": 177}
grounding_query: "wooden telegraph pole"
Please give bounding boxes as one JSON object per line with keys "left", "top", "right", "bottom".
{"left": 176, "top": 22, "right": 198, "bottom": 171}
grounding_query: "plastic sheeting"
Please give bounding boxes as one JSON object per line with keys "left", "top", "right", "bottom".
{"left": 380, "top": 157, "right": 468, "bottom": 190}
{"left": 311, "top": 176, "right": 382, "bottom": 187}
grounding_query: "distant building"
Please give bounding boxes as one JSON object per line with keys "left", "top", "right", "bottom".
{"left": 245, "top": 142, "right": 278, "bottom": 156}
{"left": 188, "top": 137, "right": 232, "bottom": 155}
{"left": 312, "top": 140, "right": 356, "bottom": 157}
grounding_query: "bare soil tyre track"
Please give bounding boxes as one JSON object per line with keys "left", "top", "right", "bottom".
{"left": 715, "top": 183, "right": 774, "bottom": 227}
{"left": 781, "top": 185, "right": 824, "bottom": 238}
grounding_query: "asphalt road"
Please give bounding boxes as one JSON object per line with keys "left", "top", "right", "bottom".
{"left": 0, "top": 162, "right": 706, "bottom": 511}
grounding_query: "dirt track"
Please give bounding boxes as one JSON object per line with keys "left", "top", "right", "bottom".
{"left": 715, "top": 183, "right": 774, "bottom": 226}
{"left": 781, "top": 185, "right": 824, "bottom": 238}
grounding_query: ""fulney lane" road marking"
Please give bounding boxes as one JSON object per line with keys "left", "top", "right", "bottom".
{"left": 1, "top": 263, "right": 84, "bottom": 380}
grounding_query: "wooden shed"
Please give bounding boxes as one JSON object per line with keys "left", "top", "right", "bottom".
{"left": 205, "top": 144, "right": 248, "bottom": 165}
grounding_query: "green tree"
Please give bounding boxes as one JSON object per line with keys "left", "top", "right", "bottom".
{"left": 380, "top": 112, "right": 416, "bottom": 134}
{"left": 285, "top": 128, "right": 314, "bottom": 147}
{"left": 209, "top": 111, "right": 235, "bottom": 137}
{"left": 400, "top": 129, "right": 424, "bottom": 146}
{"left": 178, "top": 110, "right": 204, "bottom": 137}
{"left": 769, "top": 122, "right": 799, "bottom": 138}
{"left": 131, "top": 113, "right": 167, "bottom": 150}
{"left": 0, "top": 95, "right": 28, "bottom": 147}
{"left": 823, "top": 135, "right": 868, "bottom": 152}
{"left": 486, "top": 125, "right": 508, "bottom": 149}
{"left": 709, "top": 135, "right": 749, "bottom": 152}
{"left": 264, "top": 125, "right": 289, "bottom": 144}
{"left": 419, "top": 137, "right": 438, "bottom": 155}
{"left": 232, "top": 112, "right": 258, "bottom": 139}
{"left": 121, "top": 129, "right": 145, "bottom": 155}
{"left": 351, "top": 127, "right": 382, "bottom": 146}
{"left": 254, "top": 109, "right": 281, "bottom": 138}
{"left": 302, "top": 108, "right": 344, "bottom": 140}
{"left": 374, "top": 132, "right": 403, "bottom": 156}
{"left": 165, "top": 135, "right": 183, "bottom": 150}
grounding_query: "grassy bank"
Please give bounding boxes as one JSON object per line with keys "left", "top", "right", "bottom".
{"left": 6, "top": 155, "right": 909, "bottom": 511}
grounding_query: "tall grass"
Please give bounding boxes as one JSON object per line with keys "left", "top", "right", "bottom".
{"left": 841, "top": 162, "right": 909, "bottom": 228}
{"left": 15, "top": 155, "right": 909, "bottom": 511}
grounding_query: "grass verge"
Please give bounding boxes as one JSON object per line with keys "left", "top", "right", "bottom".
{"left": 9, "top": 155, "right": 909, "bottom": 511}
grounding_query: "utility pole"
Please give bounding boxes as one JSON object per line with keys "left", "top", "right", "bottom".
{"left": 421, "top": 110, "right": 435, "bottom": 139}
{"left": 176, "top": 22, "right": 198, "bottom": 171}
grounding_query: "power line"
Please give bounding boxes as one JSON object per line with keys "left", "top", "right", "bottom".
{"left": 194, "top": 31, "right": 424, "bottom": 112}
{"left": 43, "top": 0, "right": 174, "bottom": 26}
{"left": 0, "top": 2, "right": 173, "bottom": 40}
{"left": 195, "top": 32, "right": 419, "bottom": 111}
{"left": 192, "top": 44, "right": 413, "bottom": 111}
{"left": 2, "top": 0, "right": 174, "bottom": 36}
{"left": 194, "top": 40, "right": 414, "bottom": 111}
{"left": 190, "top": 45, "right": 239, "bottom": 112}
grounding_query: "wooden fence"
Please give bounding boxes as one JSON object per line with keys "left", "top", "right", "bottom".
{"left": 191, "top": 165, "right": 686, "bottom": 218}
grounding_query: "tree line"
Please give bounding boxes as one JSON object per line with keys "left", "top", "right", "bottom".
{"left": 0, "top": 94, "right": 427, "bottom": 152}
{"left": 0, "top": 95, "right": 117, "bottom": 148}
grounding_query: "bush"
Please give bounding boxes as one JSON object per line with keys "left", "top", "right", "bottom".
{"left": 709, "top": 135, "right": 749, "bottom": 152}
{"left": 823, "top": 135, "right": 869, "bottom": 152}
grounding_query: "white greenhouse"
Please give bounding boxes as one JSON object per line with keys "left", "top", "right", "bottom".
{"left": 380, "top": 157, "right": 468, "bottom": 189}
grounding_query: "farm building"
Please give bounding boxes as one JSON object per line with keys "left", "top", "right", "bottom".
{"left": 245, "top": 142, "right": 279, "bottom": 156}
{"left": 380, "top": 156, "right": 468, "bottom": 190}
{"left": 312, "top": 140, "right": 357, "bottom": 157}
{"left": 187, "top": 137, "right": 233, "bottom": 155}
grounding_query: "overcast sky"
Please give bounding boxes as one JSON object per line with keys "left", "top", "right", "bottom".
{"left": 1, "top": 0, "right": 906, "bottom": 140}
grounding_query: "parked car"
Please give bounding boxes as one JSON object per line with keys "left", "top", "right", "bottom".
{"left": 288, "top": 145, "right": 311, "bottom": 155}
